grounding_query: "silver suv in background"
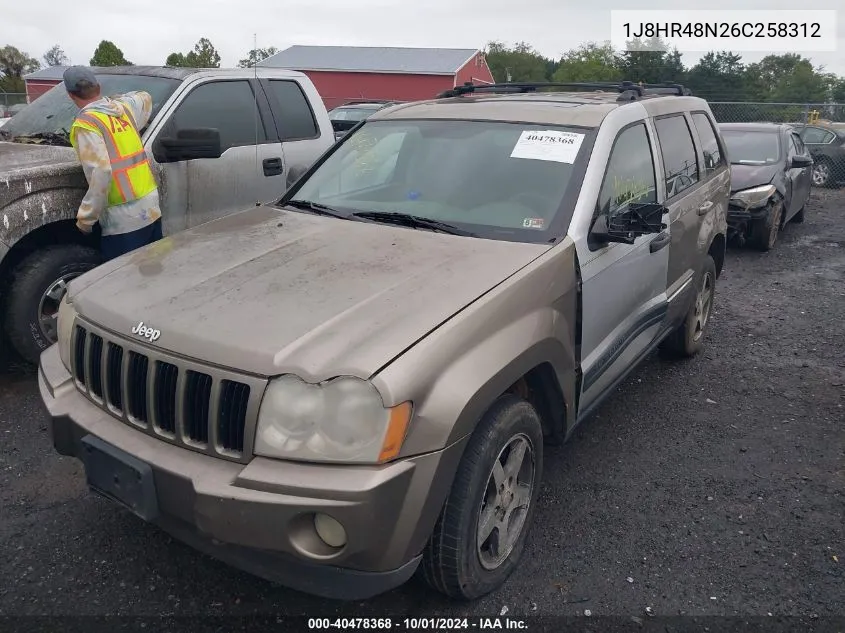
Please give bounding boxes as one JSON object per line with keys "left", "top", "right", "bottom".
{"left": 0, "top": 66, "right": 335, "bottom": 364}
{"left": 40, "top": 81, "right": 729, "bottom": 601}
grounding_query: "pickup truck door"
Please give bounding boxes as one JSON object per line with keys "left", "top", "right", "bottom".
{"left": 577, "top": 121, "right": 671, "bottom": 413}
{"left": 258, "top": 77, "right": 331, "bottom": 188}
{"left": 148, "top": 78, "right": 287, "bottom": 234}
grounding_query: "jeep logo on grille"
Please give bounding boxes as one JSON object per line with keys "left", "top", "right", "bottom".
{"left": 131, "top": 321, "right": 161, "bottom": 343}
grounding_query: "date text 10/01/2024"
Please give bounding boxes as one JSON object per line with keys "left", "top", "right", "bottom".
{"left": 307, "top": 618, "right": 528, "bottom": 630}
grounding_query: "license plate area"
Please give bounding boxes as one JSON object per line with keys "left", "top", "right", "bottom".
{"left": 81, "top": 435, "right": 159, "bottom": 522}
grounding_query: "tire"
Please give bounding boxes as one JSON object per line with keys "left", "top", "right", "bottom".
{"left": 420, "top": 394, "right": 543, "bottom": 600}
{"left": 4, "top": 244, "right": 101, "bottom": 365}
{"left": 749, "top": 197, "right": 783, "bottom": 252}
{"left": 811, "top": 159, "right": 833, "bottom": 188}
{"left": 792, "top": 204, "right": 806, "bottom": 224}
{"left": 659, "top": 255, "right": 717, "bottom": 359}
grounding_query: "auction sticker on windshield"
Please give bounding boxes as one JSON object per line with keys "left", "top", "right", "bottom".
{"left": 510, "top": 130, "right": 584, "bottom": 163}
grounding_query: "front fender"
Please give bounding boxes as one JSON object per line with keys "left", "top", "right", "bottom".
{"left": 0, "top": 187, "right": 86, "bottom": 247}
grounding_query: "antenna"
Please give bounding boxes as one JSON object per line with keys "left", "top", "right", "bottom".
{"left": 253, "top": 32, "right": 260, "bottom": 205}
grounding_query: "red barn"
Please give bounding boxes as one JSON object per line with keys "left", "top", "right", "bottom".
{"left": 23, "top": 66, "right": 69, "bottom": 102}
{"left": 257, "top": 45, "right": 495, "bottom": 110}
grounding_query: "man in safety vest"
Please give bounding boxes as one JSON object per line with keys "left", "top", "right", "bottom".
{"left": 64, "top": 66, "right": 163, "bottom": 261}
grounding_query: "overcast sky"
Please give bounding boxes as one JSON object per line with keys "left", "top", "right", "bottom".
{"left": 4, "top": 0, "right": 844, "bottom": 75}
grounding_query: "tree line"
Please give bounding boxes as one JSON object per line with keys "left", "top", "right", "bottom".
{"left": 0, "top": 39, "right": 277, "bottom": 93}
{"left": 3, "top": 37, "right": 845, "bottom": 104}
{"left": 485, "top": 39, "right": 845, "bottom": 104}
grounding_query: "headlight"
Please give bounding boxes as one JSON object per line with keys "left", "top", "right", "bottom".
{"left": 729, "top": 184, "right": 776, "bottom": 210}
{"left": 254, "top": 375, "right": 412, "bottom": 464}
{"left": 57, "top": 296, "right": 77, "bottom": 370}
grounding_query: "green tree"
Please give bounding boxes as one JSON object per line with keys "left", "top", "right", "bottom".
{"left": 165, "top": 52, "right": 188, "bottom": 67}
{"left": 0, "top": 45, "right": 40, "bottom": 92}
{"left": 619, "top": 37, "right": 687, "bottom": 84}
{"left": 685, "top": 51, "right": 746, "bottom": 100}
{"left": 553, "top": 42, "right": 622, "bottom": 83}
{"left": 484, "top": 41, "right": 549, "bottom": 83}
{"left": 238, "top": 46, "right": 279, "bottom": 68}
{"left": 186, "top": 38, "right": 221, "bottom": 68}
{"left": 745, "top": 54, "right": 830, "bottom": 103}
{"left": 43, "top": 44, "right": 69, "bottom": 67}
{"left": 90, "top": 40, "right": 131, "bottom": 66}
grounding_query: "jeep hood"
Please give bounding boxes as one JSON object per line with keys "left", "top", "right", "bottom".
{"left": 68, "top": 205, "right": 549, "bottom": 379}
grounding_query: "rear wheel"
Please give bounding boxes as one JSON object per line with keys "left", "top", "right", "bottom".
{"left": 4, "top": 245, "right": 101, "bottom": 364}
{"left": 659, "top": 255, "right": 717, "bottom": 359}
{"left": 421, "top": 394, "right": 543, "bottom": 600}
{"left": 812, "top": 160, "right": 833, "bottom": 188}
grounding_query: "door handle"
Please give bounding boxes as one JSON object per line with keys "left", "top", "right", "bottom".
{"left": 649, "top": 231, "right": 671, "bottom": 253}
{"left": 263, "top": 157, "right": 284, "bottom": 177}
{"left": 697, "top": 200, "right": 714, "bottom": 216}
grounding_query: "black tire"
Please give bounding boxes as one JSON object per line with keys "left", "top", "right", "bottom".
{"left": 811, "top": 159, "right": 834, "bottom": 188}
{"left": 420, "top": 394, "right": 543, "bottom": 600}
{"left": 4, "top": 245, "right": 101, "bottom": 365}
{"left": 749, "top": 197, "right": 783, "bottom": 252}
{"left": 659, "top": 255, "right": 717, "bottom": 359}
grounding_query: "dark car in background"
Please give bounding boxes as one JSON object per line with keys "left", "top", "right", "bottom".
{"left": 328, "top": 100, "right": 400, "bottom": 140}
{"left": 793, "top": 121, "right": 845, "bottom": 188}
{"left": 720, "top": 122, "right": 813, "bottom": 251}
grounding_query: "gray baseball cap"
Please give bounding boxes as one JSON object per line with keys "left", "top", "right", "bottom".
{"left": 63, "top": 66, "right": 100, "bottom": 92}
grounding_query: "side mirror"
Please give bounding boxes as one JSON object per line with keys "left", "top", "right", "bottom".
{"left": 591, "top": 202, "right": 667, "bottom": 246}
{"left": 154, "top": 128, "right": 222, "bottom": 163}
{"left": 790, "top": 154, "right": 813, "bottom": 169}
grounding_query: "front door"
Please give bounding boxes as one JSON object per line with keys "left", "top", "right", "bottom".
{"left": 787, "top": 132, "right": 812, "bottom": 217}
{"left": 578, "top": 121, "right": 670, "bottom": 412}
{"left": 148, "top": 78, "right": 287, "bottom": 234}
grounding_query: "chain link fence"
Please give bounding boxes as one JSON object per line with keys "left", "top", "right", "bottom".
{"left": 710, "top": 102, "right": 845, "bottom": 186}
{"left": 0, "top": 93, "right": 29, "bottom": 118}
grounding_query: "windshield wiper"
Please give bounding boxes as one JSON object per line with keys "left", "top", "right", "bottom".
{"left": 285, "top": 199, "right": 350, "bottom": 220}
{"left": 351, "top": 211, "right": 475, "bottom": 237}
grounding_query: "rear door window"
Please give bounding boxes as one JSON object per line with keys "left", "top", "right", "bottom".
{"left": 800, "top": 126, "right": 835, "bottom": 144}
{"left": 265, "top": 80, "right": 319, "bottom": 141}
{"left": 654, "top": 115, "right": 700, "bottom": 199}
{"left": 691, "top": 112, "right": 724, "bottom": 177}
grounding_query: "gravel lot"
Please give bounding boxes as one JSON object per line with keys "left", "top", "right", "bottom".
{"left": 1, "top": 189, "right": 843, "bottom": 621}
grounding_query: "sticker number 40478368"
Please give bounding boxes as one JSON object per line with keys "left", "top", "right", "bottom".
{"left": 510, "top": 130, "right": 585, "bottom": 164}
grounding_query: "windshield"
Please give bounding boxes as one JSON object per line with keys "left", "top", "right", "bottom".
{"left": 329, "top": 107, "right": 382, "bottom": 121}
{"left": 285, "top": 119, "right": 590, "bottom": 242}
{"left": 0, "top": 74, "right": 181, "bottom": 141}
{"left": 721, "top": 130, "right": 782, "bottom": 165}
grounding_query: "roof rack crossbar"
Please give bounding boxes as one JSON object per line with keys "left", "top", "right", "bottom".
{"left": 435, "top": 81, "right": 692, "bottom": 99}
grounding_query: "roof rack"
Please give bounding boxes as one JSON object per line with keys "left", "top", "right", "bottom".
{"left": 435, "top": 81, "right": 692, "bottom": 101}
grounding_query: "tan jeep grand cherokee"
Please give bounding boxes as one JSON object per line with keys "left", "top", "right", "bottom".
{"left": 39, "top": 81, "right": 729, "bottom": 601}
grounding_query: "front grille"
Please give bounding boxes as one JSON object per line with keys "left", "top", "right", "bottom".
{"left": 71, "top": 320, "right": 266, "bottom": 462}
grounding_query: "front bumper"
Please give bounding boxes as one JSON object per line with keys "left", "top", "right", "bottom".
{"left": 38, "top": 344, "right": 467, "bottom": 600}
{"left": 727, "top": 204, "right": 769, "bottom": 236}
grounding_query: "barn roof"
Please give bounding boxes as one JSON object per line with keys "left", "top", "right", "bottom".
{"left": 24, "top": 66, "right": 70, "bottom": 81}
{"left": 257, "top": 45, "right": 480, "bottom": 75}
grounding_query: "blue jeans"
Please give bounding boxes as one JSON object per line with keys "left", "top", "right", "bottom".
{"left": 100, "top": 220, "right": 163, "bottom": 262}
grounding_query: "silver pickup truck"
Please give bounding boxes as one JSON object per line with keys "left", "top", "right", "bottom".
{"left": 0, "top": 66, "right": 334, "bottom": 364}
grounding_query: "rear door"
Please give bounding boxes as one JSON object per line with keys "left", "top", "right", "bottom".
{"left": 652, "top": 113, "right": 708, "bottom": 326}
{"left": 260, "top": 78, "right": 329, "bottom": 188}
{"left": 150, "top": 78, "right": 286, "bottom": 233}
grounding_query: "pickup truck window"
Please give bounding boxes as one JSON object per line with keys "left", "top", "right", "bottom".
{"left": 169, "top": 80, "right": 267, "bottom": 152}
{"left": 265, "top": 80, "right": 318, "bottom": 141}
{"left": 655, "top": 114, "right": 701, "bottom": 199}
{"left": 596, "top": 123, "right": 657, "bottom": 220}
{"left": 0, "top": 74, "right": 181, "bottom": 143}
{"left": 691, "top": 113, "right": 724, "bottom": 176}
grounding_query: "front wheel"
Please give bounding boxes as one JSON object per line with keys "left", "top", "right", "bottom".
{"left": 420, "top": 394, "right": 543, "bottom": 600}
{"left": 749, "top": 198, "right": 783, "bottom": 252}
{"left": 4, "top": 245, "right": 101, "bottom": 364}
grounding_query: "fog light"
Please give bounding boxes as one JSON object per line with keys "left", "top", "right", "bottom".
{"left": 314, "top": 513, "right": 347, "bottom": 548}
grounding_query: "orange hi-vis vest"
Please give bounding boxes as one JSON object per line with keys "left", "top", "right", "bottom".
{"left": 70, "top": 105, "right": 158, "bottom": 207}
